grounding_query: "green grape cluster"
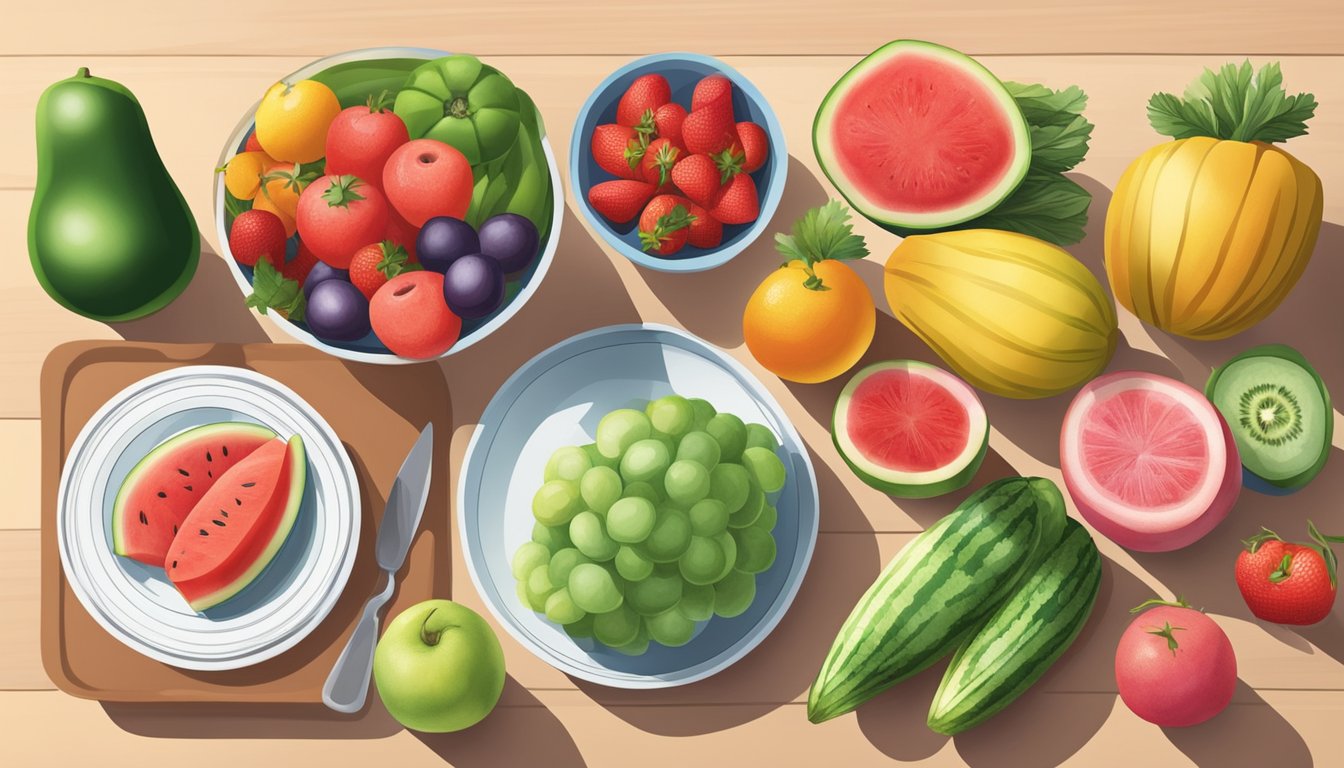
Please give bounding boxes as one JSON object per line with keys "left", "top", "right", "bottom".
{"left": 511, "top": 395, "right": 786, "bottom": 655}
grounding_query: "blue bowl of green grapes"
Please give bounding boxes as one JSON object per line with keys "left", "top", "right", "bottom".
{"left": 457, "top": 324, "right": 819, "bottom": 688}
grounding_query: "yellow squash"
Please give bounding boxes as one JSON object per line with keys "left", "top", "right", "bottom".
{"left": 1104, "top": 62, "right": 1322, "bottom": 340}
{"left": 884, "top": 229, "right": 1117, "bottom": 399}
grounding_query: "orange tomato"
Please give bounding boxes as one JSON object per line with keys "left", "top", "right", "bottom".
{"left": 221, "top": 150, "right": 276, "bottom": 200}
{"left": 743, "top": 259, "right": 875, "bottom": 383}
{"left": 258, "top": 163, "right": 307, "bottom": 221}
{"left": 254, "top": 79, "right": 340, "bottom": 163}
{"left": 252, "top": 192, "right": 296, "bottom": 237}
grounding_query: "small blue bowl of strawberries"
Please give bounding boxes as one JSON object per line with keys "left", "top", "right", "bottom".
{"left": 571, "top": 52, "right": 787, "bottom": 273}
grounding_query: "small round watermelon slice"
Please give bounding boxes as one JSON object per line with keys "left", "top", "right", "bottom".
{"left": 813, "top": 39, "right": 1031, "bottom": 231}
{"left": 1061, "top": 372, "right": 1241, "bottom": 552}
{"left": 832, "top": 360, "right": 989, "bottom": 498}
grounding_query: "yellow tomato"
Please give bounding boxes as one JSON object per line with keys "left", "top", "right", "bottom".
{"left": 743, "top": 259, "right": 875, "bottom": 383}
{"left": 252, "top": 191, "right": 296, "bottom": 237}
{"left": 221, "top": 150, "right": 276, "bottom": 200}
{"left": 254, "top": 79, "right": 340, "bottom": 163}
{"left": 257, "top": 163, "right": 305, "bottom": 221}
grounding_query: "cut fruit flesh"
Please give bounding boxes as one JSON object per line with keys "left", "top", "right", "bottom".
{"left": 1061, "top": 372, "right": 1239, "bottom": 552}
{"left": 833, "top": 360, "right": 989, "bottom": 498}
{"left": 813, "top": 39, "right": 1031, "bottom": 229}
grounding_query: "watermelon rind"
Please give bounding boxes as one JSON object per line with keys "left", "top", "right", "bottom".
{"left": 1205, "top": 344, "right": 1332, "bottom": 495}
{"left": 832, "top": 360, "right": 989, "bottom": 499}
{"left": 185, "top": 435, "right": 307, "bottom": 611}
{"left": 813, "top": 39, "right": 1031, "bottom": 230}
{"left": 110, "top": 422, "right": 278, "bottom": 558}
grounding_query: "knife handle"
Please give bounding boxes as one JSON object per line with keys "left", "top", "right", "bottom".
{"left": 322, "top": 576, "right": 396, "bottom": 713}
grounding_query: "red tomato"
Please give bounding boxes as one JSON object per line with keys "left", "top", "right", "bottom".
{"left": 325, "top": 101, "right": 409, "bottom": 189}
{"left": 1115, "top": 602, "right": 1236, "bottom": 727}
{"left": 382, "top": 139, "right": 472, "bottom": 227}
{"left": 296, "top": 174, "right": 390, "bottom": 268}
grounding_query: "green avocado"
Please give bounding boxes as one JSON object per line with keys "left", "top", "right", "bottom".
{"left": 29, "top": 67, "right": 198, "bottom": 321}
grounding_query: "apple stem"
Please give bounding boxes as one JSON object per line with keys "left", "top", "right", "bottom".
{"left": 419, "top": 607, "right": 460, "bottom": 646}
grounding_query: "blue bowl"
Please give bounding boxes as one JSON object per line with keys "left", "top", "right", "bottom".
{"left": 570, "top": 53, "right": 787, "bottom": 273}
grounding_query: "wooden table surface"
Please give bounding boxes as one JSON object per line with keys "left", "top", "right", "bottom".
{"left": 5, "top": 3, "right": 1343, "bottom": 765}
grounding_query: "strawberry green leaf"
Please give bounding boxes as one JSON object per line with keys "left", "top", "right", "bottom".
{"left": 375, "top": 241, "right": 414, "bottom": 279}
{"left": 1243, "top": 526, "right": 1282, "bottom": 553}
{"left": 1269, "top": 553, "right": 1294, "bottom": 583}
{"left": 245, "top": 259, "right": 306, "bottom": 323}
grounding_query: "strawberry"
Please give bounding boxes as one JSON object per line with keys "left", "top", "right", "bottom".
{"left": 281, "top": 241, "right": 319, "bottom": 285}
{"left": 617, "top": 74, "right": 671, "bottom": 128}
{"left": 733, "top": 122, "right": 769, "bottom": 173}
{"left": 1236, "top": 523, "right": 1344, "bottom": 625}
{"left": 691, "top": 75, "right": 734, "bottom": 115}
{"left": 591, "top": 123, "right": 644, "bottom": 180}
{"left": 229, "top": 209, "right": 288, "bottom": 269}
{"left": 669, "top": 153, "right": 723, "bottom": 208}
{"left": 588, "top": 180, "right": 657, "bottom": 224}
{"left": 349, "top": 240, "right": 416, "bottom": 300}
{"left": 639, "top": 138, "right": 681, "bottom": 190}
{"left": 709, "top": 173, "right": 759, "bottom": 225}
{"left": 682, "top": 102, "right": 738, "bottom": 155}
{"left": 678, "top": 197, "right": 722, "bottom": 249}
{"left": 651, "top": 102, "right": 687, "bottom": 148}
{"left": 638, "top": 195, "right": 696, "bottom": 256}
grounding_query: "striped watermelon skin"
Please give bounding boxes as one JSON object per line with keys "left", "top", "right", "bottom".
{"left": 807, "top": 477, "right": 1066, "bottom": 723}
{"left": 928, "top": 517, "right": 1101, "bottom": 734}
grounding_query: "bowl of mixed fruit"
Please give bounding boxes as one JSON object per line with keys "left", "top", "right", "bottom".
{"left": 215, "top": 47, "right": 562, "bottom": 363}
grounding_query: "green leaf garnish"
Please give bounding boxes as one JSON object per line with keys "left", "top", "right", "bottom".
{"left": 245, "top": 259, "right": 306, "bottom": 323}
{"left": 1147, "top": 61, "right": 1316, "bottom": 143}
{"left": 959, "top": 170, "right": 1091, "bottom": 246}
{"left": 775, "top": 201, "right": 868, "bottom": 266}
{"left": 375, "top": 241, "right": 416, "bottom": 279}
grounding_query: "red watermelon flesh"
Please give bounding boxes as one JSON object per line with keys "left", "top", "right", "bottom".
{"left": 112, "top": 422, "right": 277, "bottom": 566}
{"left": 166, "top": 435, "right": 306, "bottom": 611}
{"left": 848, "top": 368, "right": 971, "bottom": 473}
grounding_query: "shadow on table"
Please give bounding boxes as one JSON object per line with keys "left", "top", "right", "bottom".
{"left": 113, "top": 248, "right": 270, "bottom": 345}
{"left": 101, "top": 695, "right": 401, "bottom": 739}
{"left": 1165, "top": 681, "right": 1312, "bottom": 768}
{"left": 412, "top": 679, "right": 585, "bottom": 767}
{"left": 439, "top": 207, "right": 642, "bottom": 428}
{"left": 575, "top": 457, "right": 882, "bottom": 735}
{"left": 640, "top": 155, "right": 830, "bottom": 350}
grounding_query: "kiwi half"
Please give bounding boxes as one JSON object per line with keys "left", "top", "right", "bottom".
{"left": 1206, "top": 344, "right": 1332, "bottom": 495}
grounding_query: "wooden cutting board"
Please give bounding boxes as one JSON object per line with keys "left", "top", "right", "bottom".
{"left": 39, "top": 341, "right": 452, "bottom": 704}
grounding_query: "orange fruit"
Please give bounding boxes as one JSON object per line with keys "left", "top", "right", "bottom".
{"left": 221, "top": 150, "right": 276, "bottom": 200}
{"left": 254, "top": 79, "right": 340, "bottom": 163}
{"left": 252, "top": 192, "right": 296, "bottom": 237}
{"left": 743, "top": 259, "right": 875, "bottom": 383}
{"left": 257, "top": 163, "right": 308, "bottom": 221}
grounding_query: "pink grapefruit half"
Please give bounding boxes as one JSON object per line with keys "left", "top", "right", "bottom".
{"left": 1060, "top": 371, "right": 1240, "bottom": 552}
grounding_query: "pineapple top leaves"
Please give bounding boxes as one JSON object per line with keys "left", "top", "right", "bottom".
{"left": 1147, "top": 61, "right": 1317, "bottom": 144}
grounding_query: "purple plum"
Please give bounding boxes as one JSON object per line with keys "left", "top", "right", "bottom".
{"left": 478, "top": 213, "right": 540, "bottom": 274}
{"left": 443, "top": 254, "right": 504, "bottom": 319}
{"left": 417, "top": 216, "right": 480, "bottom": 274}
{"left": 306, "top": 279, "right": 371, "bottom": 341}
{"left": 303, "top": 261, "right": 349, "bottom": 300}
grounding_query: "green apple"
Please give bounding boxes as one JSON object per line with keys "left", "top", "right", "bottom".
{"left": 373, "top": 599, "right": 505, "bottom": 732}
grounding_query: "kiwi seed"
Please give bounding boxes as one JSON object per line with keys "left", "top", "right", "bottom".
{"left": 1237, "top": 383, "right": 1303, "bottom": 447}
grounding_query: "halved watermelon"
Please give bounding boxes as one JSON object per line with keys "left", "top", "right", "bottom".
{"left": 111, "top": 422, "right": 277, "bottom": 565}
{"left": 165, "top": 435, "right": 306, "bottom": 611}
{"left": 813, "top": 40, "right": 1031, "bottom": 231}
{"left": 833, "top": 360, "right": 989, "bottom": 498}
{"left": 1061, "top": 372, "right": 1240, "bottom": 552}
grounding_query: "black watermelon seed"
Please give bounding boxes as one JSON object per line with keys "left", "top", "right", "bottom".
{"left": 156, "top": 491, "right": 167, "bottom": 498}
{"left": 207, "top": 470, "right": 213, "bottom": 478}
{"left": 172, "top": 524, "right": 178, "bottom": 535}
{"left": 212, "top": 519, "right": 226, "bottom": 527}
{"left": 199, "top": 529, "right": 209, "bottom": 536}
{"left": 177, "top": 468, "right": 190, "bottom": 477}
{"left": 222, "top": 445, "right": 229, "bottom": 457}
{"left": 241, "top": 482, "right": 256, "bottom": 488}
{"left": 220, "top": 510, "right": 229, "bottom": 518}
{"left": 235, "top": 498, "right": 242, "bottom": 506}
{"left": 171, "top": 560, "right": 177, "bottom": 569}
{"left": 184, "top": 485, "right": 193, "bottom": 491}
{"left": 138, "top": 511, "right": 147, "bottom": 525}
{"left": 206, "top": 451, "right": 212, "bottom": 462}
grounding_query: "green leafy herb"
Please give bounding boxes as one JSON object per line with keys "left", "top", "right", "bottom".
{"left": 223, "top": 190, "right": 250, "bottom": 229}
{"left": 775, "top": 201, "right": 868, "bottom": 291}
{"left": 375, "top": 241, "right": 416, "bottom": 279}
{"left": 245, "top": 259, "right": 306, "bottom": 323}
{"left": 1147, "top": 61, "right": 1316, "bottom": 143}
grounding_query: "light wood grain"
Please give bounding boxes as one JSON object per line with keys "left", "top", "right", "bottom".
{"left": 0, "top": 687, "right": 1334, "bottom": 767}
{"left": 0, "top": 420, "right": 40, "bottom": 530}
{"left": 4, "top": 1, "right": 1343, "bottom": 56}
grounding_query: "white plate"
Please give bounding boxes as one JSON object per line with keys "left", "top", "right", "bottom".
{"left": 57, "top": 366, "right": 360, "bottom": 670}
{"left": 458, "top": 324, "right": 819, "bottom": 688}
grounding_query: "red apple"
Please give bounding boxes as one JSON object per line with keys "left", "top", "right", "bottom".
{"left": 383, "top": 139, "right": 472, "bottom": 227}
{"left": 370, "top": 271, "right": 462, "bottom": 359}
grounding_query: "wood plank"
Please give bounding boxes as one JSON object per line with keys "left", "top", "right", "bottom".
{"left": 3, "top": 54, "right": 1343, "bottom": 419}
{"left": 0, "top": 420, "right": 40, "bottom": 530}
{"left": 2, "top": 1, "right": 1341, "bottom": 56}
{"left": 0, "top": 687, "right": 1334, "bottom": 766}
{"left": 12, "top": 526, "right": 1344, "bottom": 695}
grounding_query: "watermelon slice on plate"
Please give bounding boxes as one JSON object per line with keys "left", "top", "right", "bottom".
{"left": 166, "top": 435, "right": 307, "bottom": 612}
{"left": 1061, "top": 371, "right": 1240, "bottom": 552}
{"left": 813, "top": 40, "right": 1031, "bottom": 231}
{"left": 833, "top": 360, "right": 989, "bottom": 498}
{"left": 111, "top": 422, "right": 277, "bottom": 565}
